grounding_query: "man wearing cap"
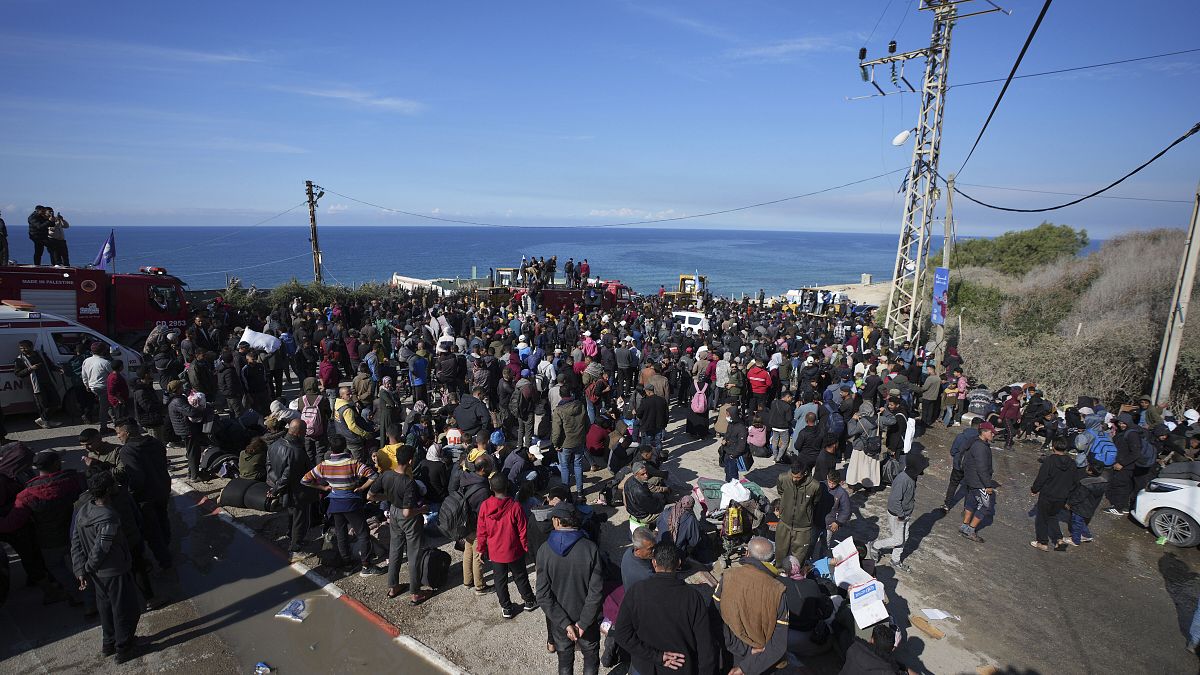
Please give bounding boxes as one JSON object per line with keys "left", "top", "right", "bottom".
{"left": 960, "top": 422, "right": 998, "bottom": 543}
{"left": 536, "top": 501, "right": 605, "bottom": 675}
{"left": 0, "top": 450, "right": 87, "bottom": 604}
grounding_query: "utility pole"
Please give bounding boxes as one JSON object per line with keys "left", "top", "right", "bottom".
{"left": 306, "top": 180, "right": 324, "bottom": 284}
{"left": 1151, "top": 181, "right": 1200, "bottom": 404}
{"left": 856, "top": 0, "right": 1004, "bottom": 343}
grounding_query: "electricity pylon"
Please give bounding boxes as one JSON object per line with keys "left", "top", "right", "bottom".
{"left": 857, "top": 0, "right": 1005, "bottom": 342}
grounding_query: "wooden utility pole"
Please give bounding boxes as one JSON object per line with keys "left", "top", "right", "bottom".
{"left": 1152, "top": 181, "right": 1200, "bottom": 404}
{"left": 306, "top": 180, "right": 323, "bottom": 284}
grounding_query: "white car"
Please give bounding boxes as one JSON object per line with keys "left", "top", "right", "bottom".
{"left": 1132, "top": 475, "right": 1200, "bottom": 547}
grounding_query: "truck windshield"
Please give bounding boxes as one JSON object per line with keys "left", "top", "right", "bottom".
{"left": 149, "top": 285, "right": 180, "bottom": 313}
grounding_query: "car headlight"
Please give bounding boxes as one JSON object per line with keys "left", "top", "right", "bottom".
{"left": 1144, "top": 481, "right": 1184, "bottom": 493}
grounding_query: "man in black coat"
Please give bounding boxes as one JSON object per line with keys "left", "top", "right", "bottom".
{"left": 453, "top": 387, "right": 491, "bottom": 441}
{"left": 115, "top": 420, "right": 173, "bottom": 569}
{"left": 636, "top": 384, "right": 669, "bottom": 459}
{"left": 612, "top": 542, "right": 716, "bottom": 675}
{"left": 792, "top": 411, "right": 823, "bottom": 469}
{"left": 267, "top": 420, "right": 316, "bottom": 559}
{"left": 1104, "top": 412, "right": 1146, "bottom": 516}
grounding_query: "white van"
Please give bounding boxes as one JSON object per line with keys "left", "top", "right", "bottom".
{"left": 672, "top": 311, "right": 710, "bottom": 333}
{"left": 0, "top": 304, "right": 142, "bottom": 414}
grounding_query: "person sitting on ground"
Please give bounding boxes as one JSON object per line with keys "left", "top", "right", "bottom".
{"left": 239, "top": 437, "right": 268, "bottom": 481}
{"left": 622, "top": 461, "right": 667, "bottom": 533}
{"left": 656, "top": 494, "right": 700, "bottom": 559}
{"left": 838, "top": 621, "right": 918, "bottom": 675}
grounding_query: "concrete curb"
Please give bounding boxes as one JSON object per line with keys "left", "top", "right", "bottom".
{"left": 170, "top": 478, "right": 469, "bottom": 675}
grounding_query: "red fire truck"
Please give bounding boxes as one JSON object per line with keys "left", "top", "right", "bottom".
{"left": 484, "top": 267, "right": 636, "bottom": 314}
{"left": 0, "top": 265, "right": 189, "bottom": 345}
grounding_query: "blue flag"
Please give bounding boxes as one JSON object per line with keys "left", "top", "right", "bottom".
{"left": 92, "top": 229, "right": 116, "bottom": 271}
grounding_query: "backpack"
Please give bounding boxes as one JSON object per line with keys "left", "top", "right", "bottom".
{"left": 1136, "top": 431, "right": 1158, "bottom": 468}
{"left": 823, "top": 400, "right": 845, "bottom": 435}
{"left": 1084, "top": 429, "right": 1117, "bottom": 467}
{"left": 300, "top": 394, "right": 326, "bottom": 438}
{"left": 690, "top": 384, "right": 709, "bottom": 414}
{"left": 438, "top": 482, "right": 485, "bottom": 541}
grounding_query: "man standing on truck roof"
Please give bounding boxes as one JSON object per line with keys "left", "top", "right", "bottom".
{"left": 0, "top": 208, "right": 8, "bottom": 265}
{"left": 27, "top": 206, "right": 52, "bottom": 266}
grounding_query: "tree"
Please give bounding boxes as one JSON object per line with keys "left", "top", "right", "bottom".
{"left": 934, "top": 222, "right": 1088, "bottom": 276}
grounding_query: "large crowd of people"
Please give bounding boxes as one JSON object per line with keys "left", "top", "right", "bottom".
{"left": 1, "top": 260, "right": 1197, "bottom": 672}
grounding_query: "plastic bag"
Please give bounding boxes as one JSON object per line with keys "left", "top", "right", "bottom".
{"left": 719, "top": 479, "right": 751, "bottom": 509}
{"left": 275, "top": 598, "right": 310, "bottom": 623}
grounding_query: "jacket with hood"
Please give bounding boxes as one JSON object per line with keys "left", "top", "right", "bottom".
{"left": 475, "top": 495, "right": 529, "bottom": 564}
{"left": 1068, "top": 475, "right": 1108, "bottom": 520}
{"left": 847, "top": 402, "right": 877, "bottom": 450}
{"left": 949, "top": 427, "right": 979, "bottom": 471}
{"left": 1032, "top": 453, "right": 1079, "bottom": 502}
{"left": 961, "top": 437, "right": 994, "bottom": 490}
{"left": 552, "top": 396, "right": 588, "bottom": 449}
{"left": 168, "top": 394, "right": 202, "bottom": 437}
{"left": 70, "top": 498, "right": 132, "bottom": 579}
{"left": 724, "top": 419, "right": 749, "bottom": 459}
{"left": 454, "top": 394, "right": 491, "bottom": 439}
{"left": 131, "top": 380, "right": 165, "bottom": 428}
{"left": 1114, "top": 414, "right": 1144, "bottom": 468}
{"left": 887, "top": 465, "right": 919, "bottom": 518}
{"left": 215, "top": 359, "right": 244, "bottom": 398}
{"left": 535, "top": 528, "right": 605, "bottom": 632}
{"left": 119, "top": 434, "right": 171, "bottom": 503}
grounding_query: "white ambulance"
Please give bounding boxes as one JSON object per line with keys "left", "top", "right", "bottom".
{"left": 0, "top": 301, "right": 143, "bottom": 414}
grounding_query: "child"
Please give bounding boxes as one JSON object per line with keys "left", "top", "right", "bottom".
{"left": 824, "top": 469, "right": 851, "bottom": 554}
{"left": 1067, "top": 461, "right": 1108, "bottom": 546}
{"left": 747, "top": 415, "right": 768, "bottom": 458}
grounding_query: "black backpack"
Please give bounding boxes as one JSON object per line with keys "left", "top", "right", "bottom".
{"left": 438, "top": 483, "right": 485, "bottom": 540}
{"left": 417, "top": 547, "right": 451, "bottom": 589}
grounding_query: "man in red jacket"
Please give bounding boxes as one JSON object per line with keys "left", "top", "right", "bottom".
{"left": 746, "top": 358, "right": 774, "bottom": 416}
{"left": 476, "top": 473, "right": 537, "bottom": 619}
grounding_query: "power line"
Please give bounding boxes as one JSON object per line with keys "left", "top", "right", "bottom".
{"left": 954, "top": 181, "right": 1192, "bottom": 204}
{"left": 185, "top": 251, "right": 313, "bottom": 278}
{"left": 864, "top": 0, "right": 898, "bottom": 46}
{"left": 952, "top": 47, "right": 1200, "bottom": 88}
{"left": 319, "top": 167, "right": 909, "bottom": 229}
{"left": 956, "top": 0, "right": 1054, "bottom": 175}
{"left": 948, "top": 121, "right": 1200, "bottom": 213}
{"left": 891, "top": 0, "right": 916, "bottom": 41}
{"left": 124, "top": 201, "right": 308, "bottom": 259}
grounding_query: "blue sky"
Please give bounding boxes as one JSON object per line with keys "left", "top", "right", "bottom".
{"left": 0, "top": 0, "right": 1196, "bottom": 237}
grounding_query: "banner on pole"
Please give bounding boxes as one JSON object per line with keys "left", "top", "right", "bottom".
{"left": 931, "top": 266, "right": 950, "bottom": 326}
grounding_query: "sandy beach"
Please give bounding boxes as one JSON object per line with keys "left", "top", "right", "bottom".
{"left": 811, "top": 280, "right": 893, "bottom": 306}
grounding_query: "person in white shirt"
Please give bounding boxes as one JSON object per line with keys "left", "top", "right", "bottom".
{"left": 81, "top": 342, "right": 114, "bottom": 433}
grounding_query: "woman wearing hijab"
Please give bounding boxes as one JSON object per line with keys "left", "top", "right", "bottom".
{"left": 684, "top": 375, "right": 710, "bottom": 440}
{"left": 846, "top": 401, "right": 881, "bottom": 489}
{"left": 0, "top": 442, "right": 51, "bottom": 594}
{"left": 375, "top": 376, "right": 403, "bottom": 448}
{"left": 656, "top": 495, "right": 700, "bottom": 558}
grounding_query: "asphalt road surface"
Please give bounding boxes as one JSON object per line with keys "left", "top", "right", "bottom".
{"left": 0, "top": 417, "right": 445, "bottom": 675}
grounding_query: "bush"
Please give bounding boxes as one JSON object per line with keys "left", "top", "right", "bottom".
{"left": 934, "top": 222, "right": 1088, "bottom": 276}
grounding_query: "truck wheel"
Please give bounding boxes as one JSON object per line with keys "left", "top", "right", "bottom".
{"left": 1150, "top": 508, "right": 1200, "bottom": 548}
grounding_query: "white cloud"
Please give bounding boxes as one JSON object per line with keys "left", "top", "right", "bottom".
{"left": 625, "top": 3, "right": 740, "bottom": 43}
{"left": 431, "top": 207, "right": 441, "bottom": 214}
{"left": 273, "top": 86, "right": 424, "bottom": 114}
{"left": 0, "top": 35, "right": 260, "bottom": 65}
{"left": 326, "top": 204, "right": 349, "bottom": 214}
{"left": 722, "top": 37, "right": 845, "bottom": 64}
{"left": 588, "top": 207, "right": 681, "bottom": 220}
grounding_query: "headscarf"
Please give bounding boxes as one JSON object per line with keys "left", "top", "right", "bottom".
{"left": 426, "top": 442, "right": 443, "bottom": 462}
{"left": 381, "top": 376, "right": 393, "bottom": 390}
{"left": 302, "top": 376, "right": 321, "bottom": 394}
{"left": 667, "top": 494, "right": 695, "bottom": 542}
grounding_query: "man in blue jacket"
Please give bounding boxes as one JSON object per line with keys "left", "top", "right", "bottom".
{"left": 940, "top": 417, "right": 982, "bottom": 512}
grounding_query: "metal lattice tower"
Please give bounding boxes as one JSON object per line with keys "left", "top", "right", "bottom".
{"left": 857, "top": 0, "right": 1005, "bottom": 342}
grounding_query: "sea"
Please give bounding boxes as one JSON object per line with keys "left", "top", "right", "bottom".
{"left": 14, "top": 225, "right": 912, "bottom": 297}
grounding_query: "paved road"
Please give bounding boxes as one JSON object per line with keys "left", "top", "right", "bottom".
{"left": 0, "top": 417, "right": 443, "bottom": 675}
{"left": 5, "top": 398, "right": 1199, "bottom": 674}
